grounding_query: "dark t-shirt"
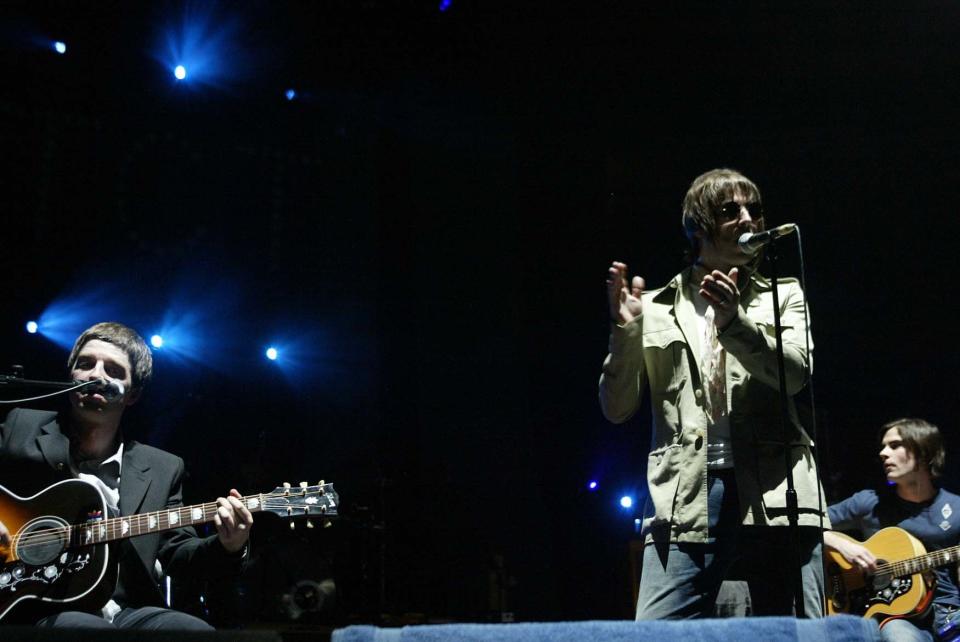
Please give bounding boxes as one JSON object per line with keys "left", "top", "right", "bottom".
{"left": 828, "top": 487, "right": 960, "bottom": 609}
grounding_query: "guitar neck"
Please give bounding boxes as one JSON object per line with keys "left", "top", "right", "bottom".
{"left": 887, "top": 544, "right": 960, "bottom": 578}
{"left": 68, "top": 494, "right": 266, "bottom": 547}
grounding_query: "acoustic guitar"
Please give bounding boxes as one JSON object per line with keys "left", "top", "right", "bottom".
{"left": 824, "top": 527, "right": 960, "bottom": 625}
{"left": 0, "top": 478, "right": 338, "bottom": 622}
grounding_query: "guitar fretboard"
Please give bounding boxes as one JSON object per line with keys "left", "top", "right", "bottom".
{"left": 67, "top": 495, "right": 266, "bottom": 548}
{"left": 884, "top": 544, "right": 960, "bottom": 578}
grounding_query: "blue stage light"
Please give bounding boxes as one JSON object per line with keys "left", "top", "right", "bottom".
{"left": 26, "top": 321, "right": 39, "bottom": 334}
{"left": 439, "top": 0, "right": 452, "bottom": 11}
{"left": 174, "top": 65, "right": 187, "bottom": 80}
{"left": 36, "top": 288, "right": 127, "bottom": 350}
{"left": 265, "top": 347, "right": 278, "bottom": 361}
{"left": 619, "top": 495, "right": 634, "bottom": 509}
{"left": 154, "top": 4, "right": 251, "bottom": 90}
{"left": 285, "top": 88, "right": 296, "bottom": 101}
{"left": 53, "top": 41, "right": 67, "bottom": 55}
{"left": 588, "top": 481, "right": 598, "bottom": 491}
{"left": 151, "top": 335, "right": 164, "bottom": 348}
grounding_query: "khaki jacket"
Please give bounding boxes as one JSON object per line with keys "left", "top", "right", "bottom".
{"left": 599, "top": 268, "right": 829, "bottom": 543}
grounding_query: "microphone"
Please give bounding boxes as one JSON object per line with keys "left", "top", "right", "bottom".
{"left": 738, "top": 223, "right": 798, "bottom": 255}
{"left": 80, "top": 379, "right": 126, "bottom": 401}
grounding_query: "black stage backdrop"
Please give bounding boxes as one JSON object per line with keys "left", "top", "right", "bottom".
{"left": 1, "top": 0, "right": 959, "bottom": 625}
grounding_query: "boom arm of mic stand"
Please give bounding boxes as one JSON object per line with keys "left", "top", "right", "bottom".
{"left": 0, "top": 375, "right": 96, "bottom": 390}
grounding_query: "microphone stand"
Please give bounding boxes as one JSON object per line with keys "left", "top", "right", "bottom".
{"left": 0, "top": 374, "right": 99, "bottom": 404}
{"left": 0, "top": 374, "right": 89, "bottom": 391}
{"left": 764, "top": 237, "right": 806, "bottom": 618}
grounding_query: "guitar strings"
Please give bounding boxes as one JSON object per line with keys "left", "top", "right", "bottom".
{"left": 836, "top": 551, "right": 956, "bottom": 576}
{"left": 6, "top": 490, "right": 335, "bottom": 553}
{"left": 10, "top": 495, "right": 330, "bottom": 548}
{"left": 10, "top": 500, "right": 333, "bottom": 551}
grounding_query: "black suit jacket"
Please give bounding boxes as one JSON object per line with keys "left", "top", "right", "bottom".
{"left": 0, "top": 407, "right": 243, "bottom": 610}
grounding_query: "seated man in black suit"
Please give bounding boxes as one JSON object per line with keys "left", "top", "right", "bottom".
{"left": 0, "top": 321, "right": 253, "bottom": 629}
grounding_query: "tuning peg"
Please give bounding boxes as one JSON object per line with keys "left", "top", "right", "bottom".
{"left": 306, "top": 519, "right": 314, "bottom": 529}
{"left": 289, "top": 521, "right": 296, "bottom": 530}
{"left": 283, "top": 482, "right": 291, "bottom": 495}
{"left": 323, "top": 519, "right": 332, "bottom": 529}
{"left": 319, "top": 480, "right": 325, "bottom": 487}
{"left": 300, "top": 481, "right": 308, "bottom": 494}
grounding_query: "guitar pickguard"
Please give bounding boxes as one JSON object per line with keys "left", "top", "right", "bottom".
{"left": 0, "top": 551, "right": 94, "bottom": 594}
{"left": 839, "top": 574, "right": 914, "bottom": 617}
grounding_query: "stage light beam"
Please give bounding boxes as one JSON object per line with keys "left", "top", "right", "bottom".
{"left": 588, "top": 481, "right": 598, "bottom": 491}
{"left": 53, "top": 41, "right": 67, "bottom": 55}
{"left": 285, "top": 88, "right": 296, "bottom": 101}
{"left": 619, "top": 495, "right": 634, "bottom": 509}
{"left": 26, "top": 321, "right": 39, "bottom": 334}
{"left": 265, "top": 347, "right": 278, "bottom": 361}
{"left": 174, "top": 65, "right": 187, "bottom": 80}
{"left": 151, "top": 335, "right": 164, "bottom": 348}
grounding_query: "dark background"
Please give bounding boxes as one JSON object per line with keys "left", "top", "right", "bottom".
{"left": 2, "top": 0, "right": 960, "bottom": 626}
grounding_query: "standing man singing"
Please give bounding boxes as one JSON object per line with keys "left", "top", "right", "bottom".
{"left": 599, "top": 169, "right": 828, "bottom": 619}
{"left": 0, "top": 322, "right": 253, "bottom": 629}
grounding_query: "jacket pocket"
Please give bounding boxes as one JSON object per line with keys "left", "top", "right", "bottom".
{"left": 646, "top": 443, "right": 683, "bottom": 529}
{"left": 643, "top": 327, "right": 688, "bottom": 393}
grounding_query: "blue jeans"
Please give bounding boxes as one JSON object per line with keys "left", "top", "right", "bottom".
{"left": 636, "top": 469, "right": 825, "bottom": 619}
{"left": 880, "top": 604, "right": 960, "bottom": 642}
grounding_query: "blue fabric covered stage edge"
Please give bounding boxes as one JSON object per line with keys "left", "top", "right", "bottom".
{"left": 333, "top": 615, "right": 880, "bottom": 642}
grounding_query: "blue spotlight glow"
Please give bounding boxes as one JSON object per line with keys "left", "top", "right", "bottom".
{"left": 26, "top": 321, "right": 39, "bottom": 334}
{"left": 174, "top": 65, "right": 187, "bottom": 80}
{"left": 285, "top": 88, "right": 296, "bottom": 101}
{"left": 53, "top": 41, "right": 67, "bottom": 55}
{"left": 148, "top": 276, "right": 244, "bottom": 371}
{"left": 265, "top": 347, "right": 278, "bottom": 361}
{"left": 154, "top": 4, "right": 252, "bottom": 90}
{"left": 36, "top": 288, "right": 127, "bottom": 350}
{"left": 587, "top": 480, "right": 598, "bottom": 491}
{"left": 439, "top": 0, "right": 453, "bottom": 11}
{"left": 151, "top": 335, "right": 164, "bottom": 348}
{"left": 619, "top": 495, "right": 634, "bottom": 509}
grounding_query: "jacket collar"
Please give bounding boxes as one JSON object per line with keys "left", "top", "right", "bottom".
{"left": 119, "top": 440, "right": 152, "bottom": 516}
{"left": 672, "top": 268, "right": 702, "bottom": 373}
{"left": 37, "top": 414, "right": 71, "bottom": 474}
{"left": 655, "top": 266, "right": 768, "bottom": 372}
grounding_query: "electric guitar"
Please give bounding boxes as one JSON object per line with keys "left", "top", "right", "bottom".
{"left": 0, "top": 478, "right": 338, "bottom": 622}
{"left": 825, "top": 527, "right": 958, "bottom": 625}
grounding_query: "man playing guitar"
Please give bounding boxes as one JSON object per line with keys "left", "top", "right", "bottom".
{"left": 826, "top": 418, "right": 960, "bottom": 641}
{"left": 0, "top": 322, "right": 253, "bottom": 629}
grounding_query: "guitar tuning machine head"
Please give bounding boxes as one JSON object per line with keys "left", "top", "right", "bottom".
{"left": 306, "top": 519, "right": 314, "bottom": 529}
{"left": 289, "top": 521, "right": 296, "bottom": 530}
{"left": 283, "top": 482, "right": 291, "bottom": 495}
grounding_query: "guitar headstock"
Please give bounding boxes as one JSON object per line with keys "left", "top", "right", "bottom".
{"left": 259, "top": 481, "right": 339, "bottom": 521}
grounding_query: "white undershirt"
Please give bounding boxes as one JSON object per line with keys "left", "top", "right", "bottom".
{"left": 690, "top": 286, "right": 734, "bottom": 469}
{"left": 69, "top": 441, "right": 123, "bottom": 621}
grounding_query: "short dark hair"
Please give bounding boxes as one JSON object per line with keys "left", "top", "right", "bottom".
{"left": 67, "top": 322, "right": 153, "bottom": 390}
{"left": 880, "top": 418, "right": 945, "bottom": 479}
{"left": 681, "top": 168, "right": 765, "bottom": 261}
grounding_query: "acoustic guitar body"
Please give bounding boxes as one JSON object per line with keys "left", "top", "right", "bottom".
{"left": 825, "top": 527, "right": 935, "bottom": 625}
{"left": 0, "top": 479, "right": 111, "bottom": 622}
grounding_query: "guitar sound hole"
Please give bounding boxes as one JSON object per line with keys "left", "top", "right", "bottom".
{"left": 16, "top": 517, "right": 69, "bottom": 566}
